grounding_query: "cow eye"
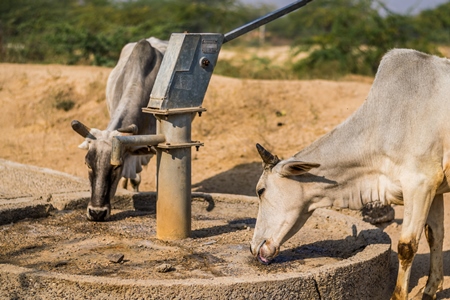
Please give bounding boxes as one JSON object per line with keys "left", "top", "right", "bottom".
{"left": 85, "top": 162, "right": 92, "bottom": 170}
{"left": 257, "top": 188, "right": 265, "bottom": 197}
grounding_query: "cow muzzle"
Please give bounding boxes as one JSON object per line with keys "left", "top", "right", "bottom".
{"left": 86, "top": 205, "right": 110, "bottom": 221}
{"left": 251, "top": 240, "right": 279, "bottom": 265}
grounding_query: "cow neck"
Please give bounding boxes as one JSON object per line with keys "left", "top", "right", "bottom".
{"left": 294, "top": 102, "right": 394, "bottom": 211}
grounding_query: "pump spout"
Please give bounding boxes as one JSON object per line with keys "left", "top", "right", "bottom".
{"left": 111, "top": 134, "right": 165, "bottom": 166}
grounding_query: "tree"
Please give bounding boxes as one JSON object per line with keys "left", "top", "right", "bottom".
{"left": 415, "top": 2, "right": 450, "bottom": 44}
{"left": 272, "top": 0, "right": 440, "bottom": 78}
{"left": 0, "top": 0, "right": 262, "bottom": 65}
{"left": 0, "top": 0, "right": 447, "bottom": 74}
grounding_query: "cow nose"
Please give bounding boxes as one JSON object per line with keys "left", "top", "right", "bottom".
{"left": 87, "top": 208, "right": 109, "bottom": 221}
{"left": 249, "top": 240, "right": 265, "bottom": 257}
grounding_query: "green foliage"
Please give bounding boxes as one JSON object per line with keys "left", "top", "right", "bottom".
{"left": 47, "top": 85, "right": 77, "bottom": 112}
{"left": 414, "top": 2, "right": 450, "bottom": 44}
{"left": 55, "top": 98, "right": 76, "bottom": 112}
{"left": 0, "top": 0, "right": 256, "bottom": 66}
{"left": 1, "top": 0, "right": 450, "bottom": 79}
{"left": 215, "top": 55, "right": 295, "bottom": 80}
{"left": 288, "top": 0, "right": 440, "bottom": 79}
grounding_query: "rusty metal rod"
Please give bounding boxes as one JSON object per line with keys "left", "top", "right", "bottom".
{"left": 156, "top": 113, "right": 193, "bottom": 240}
{"left": 223, "top": 0, "right": 314, "bottom": 44}
{"left": 111, "top": 134, "right": 165, "bottom": 166}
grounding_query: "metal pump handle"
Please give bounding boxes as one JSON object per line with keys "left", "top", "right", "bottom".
{"left": 223, "top": 0, "right": 314, "bottom": 44}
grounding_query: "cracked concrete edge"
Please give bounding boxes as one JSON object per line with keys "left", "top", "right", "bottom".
{"left": 0, "top": 157, "right": 254, "bottom": 221}
{"left": 0, "top": 244, "right": 390, "bottom": 300}
{"left": 0, "top": 190, "right": 145, "bottom": 225}
{"left": 0, "top": 263, "right": 321, "bottom": 299}
{"left": 0, "top": 159, "right": 89, "bottom": 185}
{"left": 0, "top": 160, "right": 391, "bottom": 299}
{"left": 0, "top": 201, "right": 54, "bottom": 225}
{"left": 0, "top": 207, "right": 391, "bottom": 299}
{"left": 311, "top": 209, "right": 392, "bottom": 300}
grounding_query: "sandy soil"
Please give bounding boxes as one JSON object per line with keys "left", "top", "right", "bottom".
{"left": 1, "top": 62, "right": 450, "bottom": 298}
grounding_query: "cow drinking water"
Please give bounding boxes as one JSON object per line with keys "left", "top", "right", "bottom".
{"left": 72, "top": 37, "right": 167, "bottom": 221}
{"left": 251, "top": 49, "right": 450, "bottom": 300}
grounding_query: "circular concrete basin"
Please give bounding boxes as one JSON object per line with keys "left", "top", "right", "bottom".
{"left": 0, "top": 160, "right": 391, "bottom": 299}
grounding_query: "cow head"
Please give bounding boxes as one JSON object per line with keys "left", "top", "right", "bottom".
{"left": 71, "top": 120, "right": 152, "bottom": 221}
{"left": 250, "top": 143, "right": 321, "bottom": 264}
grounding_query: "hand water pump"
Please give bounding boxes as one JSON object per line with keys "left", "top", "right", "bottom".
{"left": 111, "top": 0, "right": 315, "bottom": 240}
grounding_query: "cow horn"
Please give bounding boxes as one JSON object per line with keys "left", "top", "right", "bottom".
{"left": 71, "top": 120, "right": 97, "bottom": 140}
{"left": 256, "top": 143, "right": 280, "bottom": 167}
{"left": 118, "top": 124, "right": 138, "bottom": 135}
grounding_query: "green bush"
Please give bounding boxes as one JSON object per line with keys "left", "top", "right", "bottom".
{"left": 215, "top": 55, "right": 295, "bottom": 80}
{"left": 1, "top": 0, "right": 449, "bottom": 79}
{"left": 0, "top": 0, "right": 260, "bottom": 65}
{"left": 289, "top": 0, "right": 441, "bottom": 78}
{"left": 51, "top": 87, "right": 76, "bottom": 112}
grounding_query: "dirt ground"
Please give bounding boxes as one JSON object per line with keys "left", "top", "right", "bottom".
{"left": 1, "top": 61, "right": 450, "bottom": 298}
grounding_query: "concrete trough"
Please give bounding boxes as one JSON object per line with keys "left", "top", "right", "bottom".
{"left": 0, "top": 159, "right": 391, "bottom": 299}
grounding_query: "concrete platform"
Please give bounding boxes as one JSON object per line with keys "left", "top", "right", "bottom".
{"left": 0, "top": 159, "right": 392, "bottom": 299}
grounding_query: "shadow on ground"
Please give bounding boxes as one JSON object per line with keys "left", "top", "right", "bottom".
{"left": 379, "top": 216, "right": 450, "bottom": 298}
{"left": 406, "top": 250, "right": 450, "bottom": 298}
{"left": 192, "top": 162, "right": 262, "bottom": 196}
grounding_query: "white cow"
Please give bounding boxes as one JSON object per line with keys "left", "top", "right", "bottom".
{"left": 251, "top": 49, "right": 450, "bottom": 300}
{"left": 72, "top": 37, "right": 167, "bottom": 221}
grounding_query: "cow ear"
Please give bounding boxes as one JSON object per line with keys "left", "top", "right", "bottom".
{"left": 129, "top": 146, "right": 156, "bottom": 156}
{"left": 78, "top": 140, "right": 89, "bottom": 150}
{"left": 279, "top": 161, "right": 320, "bottom": 177}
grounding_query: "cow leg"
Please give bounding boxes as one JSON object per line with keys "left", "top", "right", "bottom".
{"left": 421, "top": 194, "right": 444, "bottom": 299}
{"left": 119, "top": 177, "right": 128, "bottom": 190}
{"left": 130, "top": 173, "right": 141, "bottom": 192}
{"left": 391, "top": 185, "right": 436, "bottom": 300}
{"left": 119, "top": 175, "right": 140, "bottom": 192}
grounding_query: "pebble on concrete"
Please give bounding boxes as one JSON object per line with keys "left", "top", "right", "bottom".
{"left": 155, "top": 263, "right": 173, "bottom": 273}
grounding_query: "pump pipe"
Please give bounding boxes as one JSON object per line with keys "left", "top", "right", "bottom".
{"left": 111, "top": 134, "right": 166, "bottom": 166}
